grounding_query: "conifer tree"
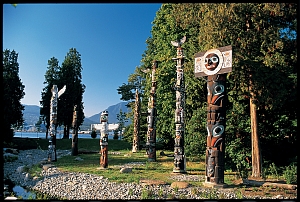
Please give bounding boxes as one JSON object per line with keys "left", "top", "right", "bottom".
{"left": 40, "top": 57, "right": 61, "bottom": 139}
{"left": 3, "top": 49, "right": 25, "bottom": 142}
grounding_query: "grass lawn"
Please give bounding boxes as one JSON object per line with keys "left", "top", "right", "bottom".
{"left": 7, "top": 137, "right": 211, "bottom": 186}
{"left": 5, "top": 137, "right": 297, "bottom": 200}
{"left": 6, "top": 138, "right": 245, "bottom": 188}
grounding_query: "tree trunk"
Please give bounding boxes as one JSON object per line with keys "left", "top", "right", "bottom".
{"left": 63, "top": 126, "right": 69, "bottom": 139}
{"left": 132, "top": 89, "right": 140, "bottom": 153}
{"left": 250, "top": 96, "right": 262, "bottom": 178}
{"left": 72, "top": 108, "right": 78, "bottom": 156}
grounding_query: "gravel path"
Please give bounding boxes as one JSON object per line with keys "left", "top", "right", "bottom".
{"left": 3, "top": 149, "right": 296, "bottom": 200}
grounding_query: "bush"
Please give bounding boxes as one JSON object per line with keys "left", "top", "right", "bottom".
{"left": 3, "top": 127, "right": 14, "bottom": 143}
{"left": 90, "top": 130, "right": 97, "bottom": 139}
{"left": 283, "top": 164, "right": 297, "bottom": 184}
{"left": 113, "top": 132, "right": 119, "bottom": 140}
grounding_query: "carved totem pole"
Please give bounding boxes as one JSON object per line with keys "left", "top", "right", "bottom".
{"left": 171, "top": 36, "right": 186, "bottom": 173}
{"left": 99, "top": 110, "right": 109, "bottom": 168}
{"left": 132, "top": 88, "right": 140, "bottom": 153}
{"left": 194, "top": 45, "right": 232, "bottom": 185}
{"left": 71, "top": 105, "right": 78, "bottom": 156}
{"left": 145, "top": 60, "right": 158, "bottom": 161}
{"left": 48, "top": 85, "right": 66, "bottom": 162}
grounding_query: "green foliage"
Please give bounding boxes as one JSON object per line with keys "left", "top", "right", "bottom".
{"left": 113, "top": 130, "right": 119, "bottom": 140}
{"left": 117, "top": 83, "right": 135, "bottom": 101}
{"left": 3, "top": 49, "right": 25, "bottom": 143}
{"left": 59, "top": 48, "right": 85, "bottom": 138}
{"left": 141, "top": 187, "right": 154, "bottom": 199}
{"left": 116, "top": 109, "right": 128, "bottom": 134}
{"left": 40, "top": 57, "right": 61, "bottom": 136}
{"left": 283, "top": 164, "right": 297, "bottom": 184}
{"left": 90, "top": 130, "right": 97, "bottom": 139}
{"left": 40, "top": 48, "right": 85, "bottom": 139}
{"left": 225, "top": 137, "right": 251, "bottom": 177}
{"left": 268, "top": 162, "right": 280, "bottom": 180}
{"left": 118, "top": 3, "right": 297, "bottom": 172}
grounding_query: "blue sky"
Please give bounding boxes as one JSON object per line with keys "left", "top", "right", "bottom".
{"left": 3, "top": 3, "right": 162, "bottom": 117}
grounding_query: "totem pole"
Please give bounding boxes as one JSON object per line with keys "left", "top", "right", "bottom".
{"left": 194, "top": 45, "right": 232, "bottom": 186}
{"left": 145, "top": 60, "right": 158, "bottom": 161}
{"left": 71, "top": 105, "right": 78, "bottom": 156}
{"left": 132, "top": 88, "right": 140, "bottom": 153}
{"left": 48, "top": 85, "right": 66, "bottom": 162}
{"left": 99, "top": 110, "right": 109, "bottom": 168}
{"left": 171, "top": 36, "right": 186, "bottom": 173}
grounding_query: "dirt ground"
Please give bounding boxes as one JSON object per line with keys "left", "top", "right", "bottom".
{"left": 232, "top": 178, "right": 297, "bottom": 199}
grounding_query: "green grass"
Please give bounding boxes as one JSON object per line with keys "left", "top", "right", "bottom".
{"left": 7, "top": 137, "right": 131, "bottom": 151}
{"left": 6, "top": 138, "right": 238, "bottom": 187}
{"left": 6, "top": 137, "right": 297, "bottom": 200}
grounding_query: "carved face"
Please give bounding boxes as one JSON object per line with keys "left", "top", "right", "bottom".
{"left": 207, "top": 156, "right": 215, "bottom": 177}
{"left": 100, "top": 110, "right": 108, "bottom": 123}
{"left": 204, "top": 53, "right": 219, "bottom": 71}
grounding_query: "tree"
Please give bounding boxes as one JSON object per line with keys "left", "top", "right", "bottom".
{"left": 40, "top": 57, "right": 61, "bottom": 139}
{"left": 116, "top": 109, "right": 128, "bottom": 140}
{"left": 200, "top": 2, "right": 296, "bottom": 178}
{"left": 119, "top": 3, "right": 297, "bottom": 174}
{"left": 35, "top": 116, "right": 43, "bottom": 132}
{"left": 117, "top": 66, "right": 148, "bottom": 144}
{"left": 177, "top": 3, "right": 297, "bottom": 175}
{"left": 3, "top": 49, "right": 25, "bottom": 142}
{"left": 59, "top": 48, "right": 85, "bottom": 139}
{"left": 117, "top": 83, "right": 135, "bottom": 101}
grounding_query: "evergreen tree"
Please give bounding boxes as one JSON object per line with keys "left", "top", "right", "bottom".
{"left": 40, "top": 57, "right": 61, "bottom": 139}
{"left": 59, "top": 48, "right": 86, "bottom": 139}
{"left": 3, "top": 49, "right": 25, "bottom": 142}
{"left": 116, "top": 109, "right": 128, "bottom": 140}
{"left": 119, "top": 3, "right": 297, "bottom": 173}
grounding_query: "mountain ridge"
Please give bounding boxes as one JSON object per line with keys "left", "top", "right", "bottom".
{"left": 22, "top": 101, "right": 130, "bottom": 130}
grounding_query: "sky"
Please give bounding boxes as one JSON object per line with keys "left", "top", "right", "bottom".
{"left": 3, "top": 3, "right": 162, "bottom": 117}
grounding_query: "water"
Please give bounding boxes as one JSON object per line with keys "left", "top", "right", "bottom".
{"left": 14, "top": 131, "right": 116, "bottom": 139}
{"left": 13, "top": 186, "right": 36, "bottom": 199}
{"left": 8, "top": 131, "right": 119, "bottom": 199}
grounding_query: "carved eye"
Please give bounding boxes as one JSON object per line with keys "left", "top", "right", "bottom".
{"left": 204, "top": 56, "right": 219, "bottom": 64}
{"left": 213, "top": 125, "right": 224, "bottom": 137}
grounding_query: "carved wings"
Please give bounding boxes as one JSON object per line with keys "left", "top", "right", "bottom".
{"left": 171, "top": 36, "right": 186, "bottom": 47}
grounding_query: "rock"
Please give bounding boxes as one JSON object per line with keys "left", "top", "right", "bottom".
{"left": 140, "top": 179, "right": 166, "bottom": 186}
{"left": 42, "top": 164, "right": 55, "bottom": 171}
{"left": 24, "top": 173, "right": 32, "bottom": 181}
{"left": 3, "top": 153, "right": 18, "bottom": 162}
{"left": 74, "top": 157, "right": 83, "bottom": 161}
{"left": 16, "top": 165, "right": 25, "bottom": 173}
{"left": 33, "top": 176, "right": 40, "bottom": 181}
{"left": 171, "top": 181, "right": 189, "bottom": 188}
{"left": 120, "top": 167, "right": 132, "bottom": 173}
{"left": 4, "top": 148, "right": 19, "bottom": 154}
{"left": 276, "top": 194, "right": 284, "bottom": 199}
{"left": 38, "top": 160, "right": 49, "bottom": 168}
{"left": 4, "top": 196, "right": 18, "bottom": 200}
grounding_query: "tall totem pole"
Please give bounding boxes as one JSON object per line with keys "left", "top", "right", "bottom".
{"left": 71, "top": 105, "right": 78, "bottom": 156}
{"left": 99, "top": 110, "right": 109, "bottom": 168}
{"left": 171, "top": 36, "right": 186, "bottom": 173}
{"left": 145, "top": 60, "right": 158, "bottom": 162}
{"left": 132, "top": 88, "right": 140, "bottom": 153}
{"left": 194, "top": 45, "right": 232, "bottom": 186}
{"left": 48, "top": 85, "right": 66, "bottom": 162}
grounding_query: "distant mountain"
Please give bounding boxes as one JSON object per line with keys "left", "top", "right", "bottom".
{"left": 22, "top": 101, "right": 130, "bottom": 129}
{"left": 23, "top": 105, "right": 41, "bottom": 125}
{"left": 87, "top": 101, "right": 131, "bottom": 124}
